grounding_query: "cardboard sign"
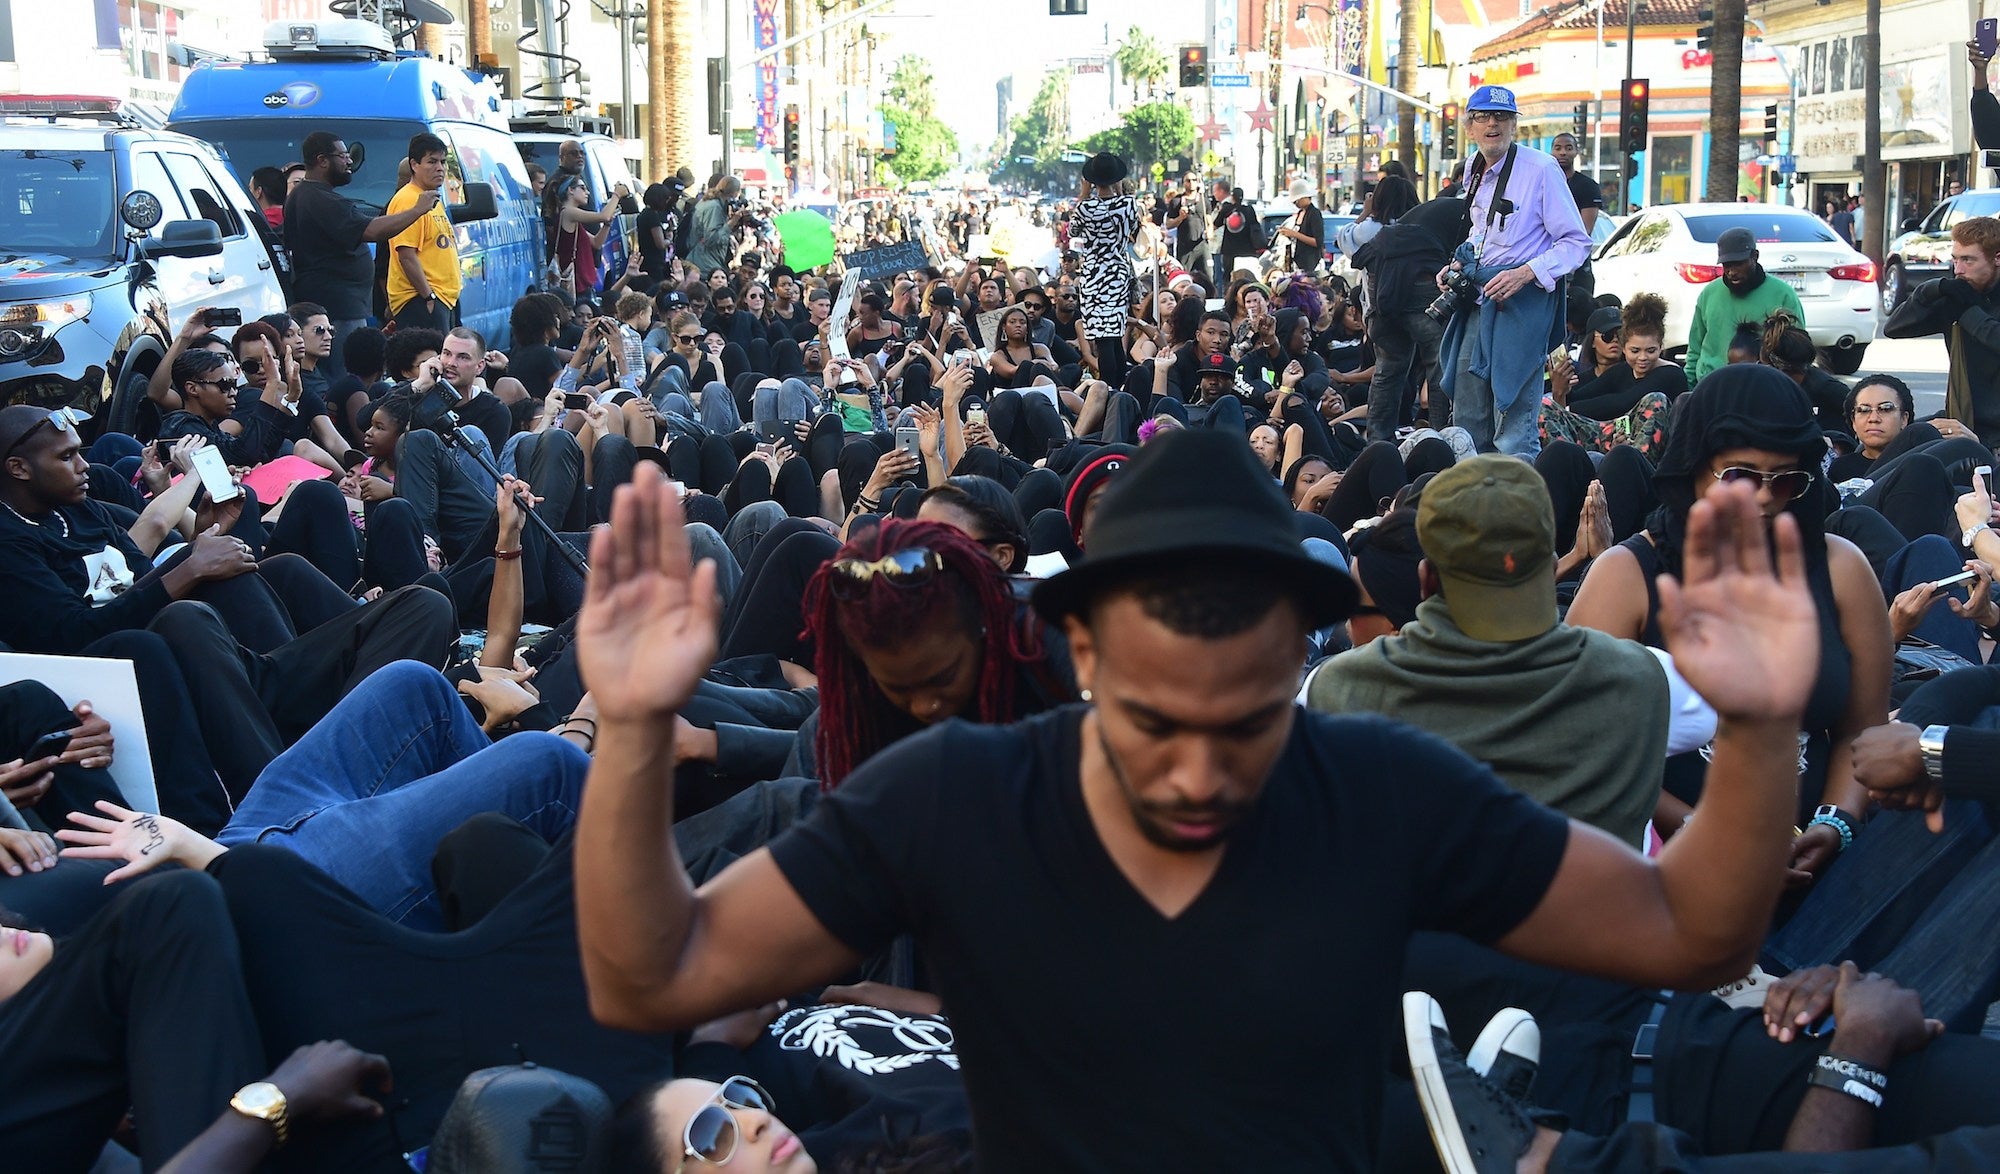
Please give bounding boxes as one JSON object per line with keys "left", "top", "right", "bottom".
{"left": 975, "top": 308, "right": 1005, "bottom": 350}
{"left": 841, "top": 240, "right": 933, "bottom": 281}
{"left": 827, "top": 269, "right": 862, "bottom": 361}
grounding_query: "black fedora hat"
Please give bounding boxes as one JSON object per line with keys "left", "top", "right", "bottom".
{"left": 1081, "top": 152, "right": 1129, "bottom": 186}
{"left": 1032, "top": 430, "right": 1359, "bottom": 627}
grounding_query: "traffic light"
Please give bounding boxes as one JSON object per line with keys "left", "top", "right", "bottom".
{"left": 1440, "top": 102, "right": 1459, "bottom": 159}
{"left": 1048, "top": 0, "right": 1087, "bottom": 12}
{"left": 783, "top": 105, "right": 800, "bottom": 164}
{"left": 1619, "top": 79, "right": 1650, "bottom": 153}
{"left": 1178, "top": 45, "right": 1207, "bottom": 88}
{"left": 1695, "top": 4, "right": 1714, "bottom": 51}
{"left": 1572, "top": 101, "right": 1588, "bottom": 140}
{"left": 1764, "top": 103, "right": 1780, "bottom": 140}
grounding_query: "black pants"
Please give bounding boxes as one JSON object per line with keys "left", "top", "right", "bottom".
{"left": 1368, "top": 309, "right": 1446, "bottom": 441}
{"left": 1857, "top": 451, "right": 1959, "bottom": 545}
{"left": 0, "top": 632, "right": 232, "bottom": 838}
{"left": 0, "top": 870, "right": 264, "bottom": 1173}
{"left": 361, "top": 497, "right": 431, "bottom": 593}
{"left": 145, "top": 584, "right": 456, "bottom": 790}
{"left": 723, "top": 454, "right": 818, "bottom": 518}
{"left": 266, "top": 477, "right": 362, "bottom": 590}
{"left": 988, "top": 389, "right": 1067, "bottom": 463}
{"left": 212, "top": 842, "right": 678, "bottom": 1173}
{"left": 1322, "top": 440, "right": 1408, "bottom": 530}
{"left": 669, "top": 432, "right": 744, "bottom": 496}
{"left": 719, "top": 521, "right": 839, "bottom": 664}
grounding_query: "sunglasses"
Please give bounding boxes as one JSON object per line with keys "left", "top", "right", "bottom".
{"left": 1852, "top": 402, "right": 1903, "bottom": 418}
{"left": 1597, "top": 329, "right": 1620, "bottom": 343}
{"left": 1713, "top": 465, "right": 1814, "bottom": 502}
{"left": 241, "top": 360, "right": 265, "bottom": 376}
{"left": 191, "top": 377, "right": 237, "bottom": 392}
{"left": 829, "top": 547, "right": 944, "bottom": 601}
{"left": 675, "top": 1076, "right": 777, "bottom": 1170}
{"left": 2, "top": 406, "right": 89, "bottom": 459}
{"left": 307, "top": 324, "right": 334, "bottom": 336}
{"left": 677, "top": 333, "right": 701, "bottom": 343}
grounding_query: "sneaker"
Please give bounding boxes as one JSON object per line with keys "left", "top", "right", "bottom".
{"left": 1404, "top": 992, "right": 1537, "bottom": 1174}
{"left": 1710, "top": 964, "right": 1778, "bottom": 1010}
{"left": 1466, "top": 1006, "right": 1540, "bottom": 1104}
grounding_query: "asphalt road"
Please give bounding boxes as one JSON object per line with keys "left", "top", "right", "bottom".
{"left": 1851, "top": 335, "right": 1951, "bottom": 417}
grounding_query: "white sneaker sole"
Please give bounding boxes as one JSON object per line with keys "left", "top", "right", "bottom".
{"left": 1404, "top": 991, "right": 1481, "bottom": 1174}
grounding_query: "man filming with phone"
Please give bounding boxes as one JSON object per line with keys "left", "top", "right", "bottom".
{"left": 1433, "top": 85, "right": 1593, "bottom": 459}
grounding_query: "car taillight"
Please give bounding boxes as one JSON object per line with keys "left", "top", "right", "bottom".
{"left": 1828, "top": 261, "right": 1877, "bottom": 282}
{"left": 1676, "top": 262, "right": 1724, "bottom": 283}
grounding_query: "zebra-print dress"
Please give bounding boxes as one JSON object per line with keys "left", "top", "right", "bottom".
{"left": 1068, "top": 194, "right": 1139, "bottom": 341}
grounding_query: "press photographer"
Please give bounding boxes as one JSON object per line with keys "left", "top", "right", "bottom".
{"left": 1433, "top": 84, "right": 1594, "bottom": 458}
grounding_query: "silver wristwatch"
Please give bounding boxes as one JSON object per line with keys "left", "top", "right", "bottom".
{"left": 1919, "top": 724, "right": 1948, "bottom": 783}
{"left": 1964, "top": 521, "right": 1990, "bottom": 548}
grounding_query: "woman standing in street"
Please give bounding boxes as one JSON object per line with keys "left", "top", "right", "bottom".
{"left": 1068, "top": 154, "right": 1142, "bottom": 391}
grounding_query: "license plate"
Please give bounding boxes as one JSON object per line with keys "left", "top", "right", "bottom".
{"left": 1780, "top": 274, "right": 1808, "bottom": 290}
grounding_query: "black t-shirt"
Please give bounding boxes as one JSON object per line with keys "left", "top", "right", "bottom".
{"left": 509, "top": 343, "right": 564, "bottom": 402}
{"left": 635, "top": 207, "right": 670, "bottom": 277}
{"left": 767, "top": 706, "right": 1570, "bottom": 1172}
{"left": 681, "top": 1003, "right": 972, "bottom": 1165}
{"left": 453, "top": 387, "right": 516, "bottom": 446}
{"left": 0, "top": 498, "right": 169, "bottom": 654}
{"left": 1566, "top": 171, "right": 1605, "bottom": 216}
{"left": 283, "top": 180, "right": 376, "bottom": 321}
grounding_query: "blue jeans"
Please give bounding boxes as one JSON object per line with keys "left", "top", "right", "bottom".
{"left": 217, "top": 660, "right": 588, "bottom": 929}
{"left": 1446, "top": 328, "right": 1542, "bottom": 458}
{"left": 1885, "top": 534, "right": 1985, "bottom": 664}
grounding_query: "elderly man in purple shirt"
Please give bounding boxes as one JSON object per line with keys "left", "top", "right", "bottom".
{"left": 1436, "top": 85, "right": 1594, "bottom": 457}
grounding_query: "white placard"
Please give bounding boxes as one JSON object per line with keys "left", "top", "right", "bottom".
{"left": 827, "top": 269, "right": 862, "bottom": 361}
{"left": 0, "top": 654, "right": 158, "bottom": 814}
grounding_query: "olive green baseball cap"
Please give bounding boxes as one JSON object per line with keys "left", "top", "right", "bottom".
{"left": 1415, "top": 454, "right": 1558, "bottom": 643}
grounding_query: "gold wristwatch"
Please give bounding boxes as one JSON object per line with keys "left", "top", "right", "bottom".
{"left": 230, "top": 1081, "right": 289, "bottom": 1147}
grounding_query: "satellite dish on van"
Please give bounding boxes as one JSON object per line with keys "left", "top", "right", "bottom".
{"left": 395, "top": 0, "right": 455, "bottom": 23}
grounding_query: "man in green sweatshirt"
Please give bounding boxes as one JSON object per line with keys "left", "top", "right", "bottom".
{"left": 1685, "top": 227, "right": 1805, "bottom": 386}
{"left": 1306, "top": 455, "right": 1672, "bottom": 847}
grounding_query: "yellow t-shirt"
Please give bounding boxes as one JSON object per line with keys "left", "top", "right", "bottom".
{"left": 386, "top": 181, "right": 461, "bottom": 312}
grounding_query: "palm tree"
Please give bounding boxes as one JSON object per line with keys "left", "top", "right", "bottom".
{"left": 1116, "top": 27, "right": 1171, "bottom": 103}
{"left": 1703, "top": 0, "right": 1747, "bottom": 200}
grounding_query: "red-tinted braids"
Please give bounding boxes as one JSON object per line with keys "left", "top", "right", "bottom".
{"left": 802, "top": 518, "right": 1042, "bottom": 790}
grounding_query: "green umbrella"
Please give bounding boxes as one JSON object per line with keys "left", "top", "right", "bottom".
{"left": 772, "top": 209, "right": 837, "bottom": 271}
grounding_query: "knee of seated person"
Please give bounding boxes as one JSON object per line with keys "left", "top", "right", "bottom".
{"left": 288, "top": 476, "right": 345, "bottom": 509}
{"left": 113, "top": 866, "right": 230, "bottom": 933}
{"left": 367, "top": 658, "right": 459, "bottom": 703}
{"left": 376, "top": 583, "right": 457, "bottom": 632}
{"left": 398, "top": 428, "right": 442, "bottom": 461}
{"left": 502, "top": 730, "right": 591, "bottom": 781}
{"left": 0, "top": 679, "right": 74, "bottom": 735}
{"left": 592, "top": 432, "right": 635, "bottom": 461}
{"left": 147, "top": 598, "right": 230, "bottom": 641}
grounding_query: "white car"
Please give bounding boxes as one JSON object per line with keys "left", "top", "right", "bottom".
{"left": 1590, "top": 203, "right": 1879, "bottom": 374}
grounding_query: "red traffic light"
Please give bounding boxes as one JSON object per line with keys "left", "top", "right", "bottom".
{"left": 1626, "top": 80, "right": 1648, "bottom": 99}
{"left": 1441, "top": 101, "right": 1460, "bottom": 119}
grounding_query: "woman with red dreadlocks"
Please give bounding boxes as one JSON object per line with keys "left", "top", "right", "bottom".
{"left": 801, "top": 518, "right": 1073, "bottom": 789}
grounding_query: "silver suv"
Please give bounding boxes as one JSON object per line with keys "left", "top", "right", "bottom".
{"left": 0, "top": 109, "right": 286, "bottom": 434}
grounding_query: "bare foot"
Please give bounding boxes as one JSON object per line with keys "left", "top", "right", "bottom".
{"left": 1518, "top": 1125, "right": 1560, "bottom": 1174}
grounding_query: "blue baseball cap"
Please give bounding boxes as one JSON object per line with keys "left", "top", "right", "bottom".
{"left": 1466, "top": 85, "right": 1519, "bottom": 114}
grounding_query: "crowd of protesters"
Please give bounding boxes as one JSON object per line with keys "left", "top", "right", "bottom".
{"left": 10, "top": 92, "right": 2000, "bottom": 1173}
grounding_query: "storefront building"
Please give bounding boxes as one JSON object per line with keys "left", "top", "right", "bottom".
{"left": 1760, "top": 0, "right": 1971, "bottom": 233}
{"left": 1464, "top": 0, "right": 1789, "bottom": 210}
